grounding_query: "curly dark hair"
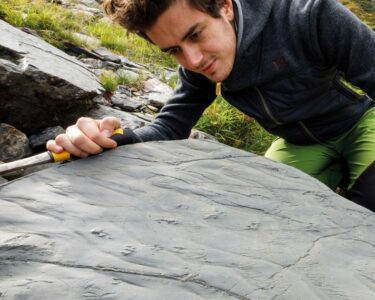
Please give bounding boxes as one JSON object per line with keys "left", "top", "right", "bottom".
{"left": 103, "top": 0, "right": 226, "bottom": 35}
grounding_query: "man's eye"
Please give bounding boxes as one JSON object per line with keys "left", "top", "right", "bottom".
{"left": 190, "top": 31, "right": 201, "bottom": 41}
{"left": 167, "top": 48, "right": 180, "bottom": 56}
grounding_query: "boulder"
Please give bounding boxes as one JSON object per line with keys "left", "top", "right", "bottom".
{"left": 0, "top": 123, "right": 32, "bottom": 162}
{"left": 0, "top": 20, "right": 103, "bottom": 134}
{"left": 0, "top": 139, "right": 374, "bottom": 299}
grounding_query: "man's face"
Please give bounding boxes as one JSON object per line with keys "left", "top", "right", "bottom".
{"left": 146, "top": 0, "right": 237, "bottom": 83}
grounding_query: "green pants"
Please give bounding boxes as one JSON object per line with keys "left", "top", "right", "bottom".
{"left": 265, "top": 107, "right": 375, "bottom": 191}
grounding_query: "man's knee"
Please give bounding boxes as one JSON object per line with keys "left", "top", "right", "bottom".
{"left": 347, "top": 161, "right": 375, "bottom": 212}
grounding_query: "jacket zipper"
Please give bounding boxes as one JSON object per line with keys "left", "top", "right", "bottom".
{"left": 254, "top": 87, "right": 283, "bottom": 126}
{"left": 298, "top": 121, "right": 322, "bottom": 144}
{"left": 334, "top": 76, "right": 364, "bottom": 99}
{"left": 255, "top": 87, "right": 322, "bottom": 144}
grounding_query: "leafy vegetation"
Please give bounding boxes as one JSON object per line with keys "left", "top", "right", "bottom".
{"left": 98, "top": 70, "right": 118, "bottom": 93}
{"left": 0, "top": 0, "right": 374, "bottom": 155}
{"left": 99, "top": 70, "right": 145, "bottom": 93}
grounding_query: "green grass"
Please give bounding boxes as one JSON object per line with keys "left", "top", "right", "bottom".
{"left": 99, "top": 70, "right": 146, "bottom": 93}
{"left": 159, "top": 71, "right": 179, "bottom": 89}
{"left": 354, "top": 0, "right": 375, "bottom": 13}
{"left": 341, "top": 0, "right": 375, "bottom": 29}
{"left": 86, "top": 20, "right": 176, "bottom": 68}
{"left": 0, "top": 0, "right": 90, "bottom": 48}
{"left": 195, "top": 97, "right": 275, "bottom": 155}
{"left": 98, "top": 70, "right": 118, "bottom": 93}
{"left": 0, "top": 0, "right": 176, "bottom": 67}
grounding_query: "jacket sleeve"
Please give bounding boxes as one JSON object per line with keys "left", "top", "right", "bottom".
{"left": 307, "top": 0, "right": 375, "bottom": 98}
{"left": 133, "top": 67, "right": 217, "bottom": 142}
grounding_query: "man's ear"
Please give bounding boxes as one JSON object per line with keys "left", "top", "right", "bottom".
{"left": 222, "top": 0, "right": 234, "bottom": 22}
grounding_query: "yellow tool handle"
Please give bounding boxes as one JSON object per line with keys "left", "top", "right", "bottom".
{"left": 50, "top": 151, "right": 71, "bottom": 162}
{"left": 49, "top": 128, "right": 124, "bottom": 162}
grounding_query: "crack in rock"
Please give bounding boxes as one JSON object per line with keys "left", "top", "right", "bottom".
{"left": 1, "top": 257, "right": 251, "bottom": 300}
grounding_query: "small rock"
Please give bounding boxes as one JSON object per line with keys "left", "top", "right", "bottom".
{"left": 0, "top": 124, "right": 32, "bottom": 162}
{"left": 79, "top": 0, "right": 101, "bottom": 8}
{"left": 146, "top": 104, "right": 159, "bottom": 112}
{"left": 143, "top": 78, "right": 174, "bottom": 108}
{"left": 92, "top": 47, "right": 122, "bottom": 63}
{"left": 72, "top": 32, "right": 100, "bottom": 48}
{"left": 71, "top": 4, "right": 103, "bottom": 19}
{"left": 116, "top": 85, "right": 133, "bottom": 97}
{"left": 189, "top": 129, "right": 217, "bottom": 141}
{"left": 116, "top": 69, "right": 140, "bottom": 83}
{"left": 111, "top": 93, "right": 141, "bottom": 111}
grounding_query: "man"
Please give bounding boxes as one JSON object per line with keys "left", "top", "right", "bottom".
{"left": 47, "top": 0, "right": 375, "bottom": 209}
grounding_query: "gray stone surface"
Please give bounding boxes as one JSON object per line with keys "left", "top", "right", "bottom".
{"left": 0, "top": 175, "right": 7, "bottom": 184}
{"left": 28, "top": 126, "right": 66, "bottom": 151}
{"left": 142, "top": 78, "right": 174, "bottom": 108}
{"left": 111, "top": 93, "right": 142, "bottom": 111}
{"left": 0, "top": 139, "right": 374, "bottom": 299}
{"left": 92, "top": 47, "right": 122, "bottom": 63}
{"left": 0, "top": 20, "right": 103, "bottom": 134}
{"left": 72, "top": 32, "right": 100, "bottom": 48}
{"left": 85, "top": 105, "right": 148, "bottom": 130}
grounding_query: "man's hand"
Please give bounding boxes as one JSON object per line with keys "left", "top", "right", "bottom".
{"left": 46, "top": 117, "right": 121, "bottom": 158}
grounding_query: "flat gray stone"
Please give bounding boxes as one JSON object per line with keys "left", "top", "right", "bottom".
{"left": 111, "top": 93, "right": 142, "bottom": 111}
{"left": 0, "top": 140, "right": 374, "bottom": 299}
{"left": 92, "top": 47, "right": 122, "bottom": 63}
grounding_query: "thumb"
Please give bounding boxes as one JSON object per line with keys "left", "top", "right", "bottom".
{"left": 99, "top": 117, "right": 121, "bottom": 138}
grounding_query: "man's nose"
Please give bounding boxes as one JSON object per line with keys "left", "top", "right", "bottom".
{"left": 182, "top": 45, "right": 203, "bottom": 70}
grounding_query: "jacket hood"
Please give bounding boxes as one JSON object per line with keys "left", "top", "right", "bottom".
{"left": 223, "top": 0, "right": 275, "bottom": 90}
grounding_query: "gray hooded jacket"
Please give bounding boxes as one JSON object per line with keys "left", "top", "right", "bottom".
{"left": 133, "top": 0, "right": 374, "bottom": 145}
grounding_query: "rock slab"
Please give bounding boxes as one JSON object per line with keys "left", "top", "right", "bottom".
{"left": 0, "top": 140, "right": 374, "bottom": 299}
{"left": 0, "top": 20, "right": 103, "bottom": 134}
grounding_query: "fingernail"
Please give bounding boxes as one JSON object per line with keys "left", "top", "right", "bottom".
{"left": 54, "top": 145, "right": 63, "bottom": 152}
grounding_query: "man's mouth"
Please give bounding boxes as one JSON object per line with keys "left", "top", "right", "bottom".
{"left": 201, "top": 59, "right": 216, "bottom": 74}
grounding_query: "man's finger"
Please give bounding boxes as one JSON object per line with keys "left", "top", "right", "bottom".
{"left": 76, "top": 117, "right": 117, "bottom": 149}
{"left": 46, "top": 140, "right": 63, "bottom": 153}
{"left": 55, "top": 132, "right": 89, "bottom": 158}
{"left": 99, "top": 117, "right": 121, "bottom": 138}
